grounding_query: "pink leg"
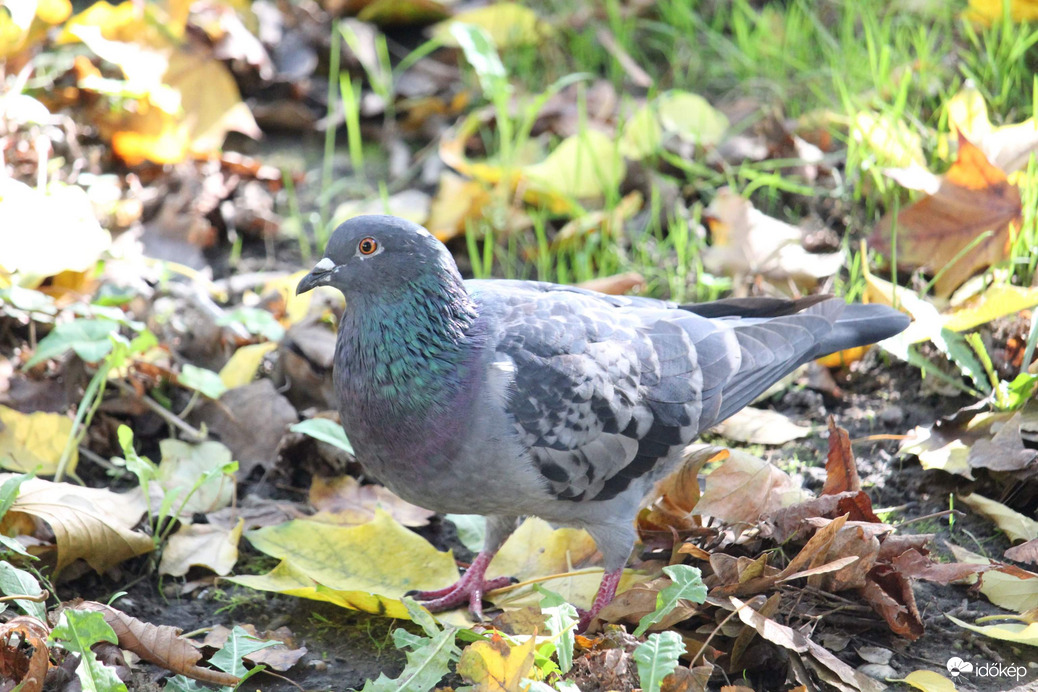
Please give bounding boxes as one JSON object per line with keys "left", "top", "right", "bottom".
{"left": 578, "top": 568, "right": 623, "bottom": 631}
{"left": 410, "top": 550, "right": 513, "bottom": 620}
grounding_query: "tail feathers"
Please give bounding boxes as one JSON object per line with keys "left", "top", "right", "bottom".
{"left": 813, "top": 302, "right": 911, "bottom": 357}
{"left": 696, "top": 298, "right": 909, "bottom": 429}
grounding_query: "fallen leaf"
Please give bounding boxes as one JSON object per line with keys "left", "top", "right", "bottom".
{"left": 309, "top": 475, "right": 435, "bottom": 527}
{"left": 219, "top": 342, "right": 278, "bottom": 389}
{"left": 159, "top": 518, "right": 243, "bottom": 576}
{"left": 67, "top": 600, "right": 238, "bottom": 686}
{"left": 822, "top": 417, "right": 860, "bottom": 495}
{"left": 577, "top": 272, "right": 646, "bottom": 296}
{"left": 1, "top": 475, "right": 151, "bottom": 572}
{"left": 946, "top": 613, "right": 1038, "bottom": 646}
{"left": 0, "top": 405, "right": 75, "bottom": 474}
{"left": 191, "top": 379, "right": 298, "bottom": 477}
{"left": 457, "top": 635, "right": 537, "bottom": 692}
{"left": 0, "top": 180, "right": 112, "bottom": 288}
{"left": 703, "top": 188, "right": 844, "bottom": 291}
{"left": 959, "top": 493, "right": 1038, "bottom": 543}
{"left": 232, "top": 510, "right": 460, "bottom": 621}
{"left": 965, "top": 0, "right": 1038, "bottom": 26}
{"left": 657, "top": 90, "right": 729, "bottom": 147}
{"left": 431, "top": 3, "right": 551, "bottom": 48}
{"left": 524, "top": 129, "right": 626, "bottom": 202}
{"left": 712, "top": 407, "right": 812, "bottom": 446}
{"left": 897, "top": 669, "right": 957, "bottom": 692}
{"left": 154, "top": 438, "right": 236, "bottom": 515}
{"left": 0, "top": 616, "right": 50, "bottom": 692}
{"left": 203, "top": 624, "right": 307, "bottom": 672}
{"left": 945, "top": 86, "right": 1038, "bottom": 174}
{"left": 851, "top": 111, "right": 926, "bottom": 168}
{"left": 693, "top": 450, "right": 809, "bottom": 524}
{"left": 871, "top": 135, "right": 1022, "bottom": 298}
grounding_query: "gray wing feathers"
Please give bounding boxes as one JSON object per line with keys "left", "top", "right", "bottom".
{"left": 478, "top": 283, "right": 908, "bottom": 504}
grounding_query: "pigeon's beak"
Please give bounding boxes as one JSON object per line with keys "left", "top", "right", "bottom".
{"left": 296, "top": 257, "right": 336, "bottom": 295}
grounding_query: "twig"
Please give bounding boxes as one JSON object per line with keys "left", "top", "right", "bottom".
{"left": 689, "top": 606, "right": 738, "bottom": 667}
{"left": 113, "top": 380, "right": 207, "bottom": 442}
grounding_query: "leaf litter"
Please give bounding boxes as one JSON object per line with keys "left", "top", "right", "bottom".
{"left": 1, "top": 0, "right": 1038, "bottom": 689}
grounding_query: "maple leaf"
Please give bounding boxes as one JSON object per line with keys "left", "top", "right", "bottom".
{"left": 870, "top": 134, "right": 1022, "bottom": 299}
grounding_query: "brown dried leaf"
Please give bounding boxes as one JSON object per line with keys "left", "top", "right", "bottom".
{"left": 68, "top": 601, "right": 239, "bottom": 686}
{"left": 203, "top": 624, "right": 306, "bottom": 672}
{"left": 192, "top": 379, "right": 298, "bottom": 476}
{"left": 1006, "top": 538, "right": 1038, "bottom": 565}
{"left": 861, "top": 564, "right": 923, "bottom": 640}
{"left": 693, "top": 450, "right": 808, "bottom": 524}
{"left": 0, "top": 616, "right": 50, "bottom": 692}
{"left": 309, "top": 475, "right": 435, "bottom": 527}
{"left": 871, "top": 135, "right": 1022, "bottom": 298}
{"left": 822, "top": 417, "right": 860, "bottom": 495}
{"left": 577, "top": 272, "right": 646, "bottom": 297}
{"left": 890, "top": 548, "right": 989, "bottom": 583}
{"left": 1, "top": 475, "right": 152, "bottom": 573}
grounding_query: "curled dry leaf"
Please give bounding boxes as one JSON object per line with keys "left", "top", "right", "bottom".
{"left": 66, "top": 601, "right": 239, "bottom": 686}
{"left": 0, "top": 474, "right": 152, "bottom": 573}
{"left": 822, "top": 417, "right": 860, "bottom": 495}
{"left": 0, "top": 615, "right": 50, "bottom": 692}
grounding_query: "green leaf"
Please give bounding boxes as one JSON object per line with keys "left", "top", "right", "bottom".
{"left": 208, "top": 625, "right": 277, "bottom": 677}
{"left": 449, "top": 23, "right": 509, "bottom": 104}
{"left": 217, "top": 307, "right": 285, "bottom": 342}
{"left": 633, "top": 631, "right": 686, "bottom": 692}
{"left": 1005, "top": 373, "right": 1038, "bottom": 409}
{"left": 178, "top": 364, "right": 228, "bottom": 399}
{"left": 0, "top": 534, "right": 34, "bottom": 559}
{"left": 403, "top": 596, "right": 443, "bottom": 639}
{"left": 444, "top": 514, "right": 486, "bottom": 552}
{"left": 0, "top": 561, "right": 46, "bottom": 619}
{"left": 656, "top": 90, "right": 729, "bottom": 146}
{"left": 362, "top": 626, "right": 457, "bottom": 692}
{"left": 536, "top": 585, "right": 577, "bottom": 674}
{"left": 25, "top": 318, "right": 120, "bottom": 368}
{"left": 49, "top": 610, "right": 127, "bottom": 692}
{"left": 633, "top": 564, "right": 707, "bottom": 637}
{"left": 290, "top": 418, "right": 354, "bottom": 454}
{"left": 0, "top": 472, "right": 32, "bottom": 518}
{"left": 160, "top": 676, "right": 211, "bottom": 692}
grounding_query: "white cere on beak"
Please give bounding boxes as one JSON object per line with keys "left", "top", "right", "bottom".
{"left": 314, "top": 257, "right": 335, "bottom": 271}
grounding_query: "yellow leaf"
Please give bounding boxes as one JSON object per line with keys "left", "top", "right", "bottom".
{"left": 946, "top": 613, "right": 1038, "bottom": 646}
{"left": 457, "top": 636, "right": 537, "bottom": 692}
{"left": 2, "top": 475, "right": 152, "bottom": 572}
{"left": 524, "top": 130, "right": 626, "bottom": 202}
{"left": 428, "top": 172, "right": 492, "bottom": 243}
{"left": 946, "top": 543, "right": 1038, "bottom": 612}
{"left": 235, "top": 510, "right": 460, "bottom": 617}
{"left": 0, "top": 180, "right": 112, "bottom": 288}
{"left": 0, "top": 405, "right": 75, "bottom": 475}
{"left": 852, "top": 111, "right": 926, "bottom": 168}
{"left": 220, "top": 342, "right": 278, "bottom": 389}
{"left": 965, "top": 0, "right": 1038, "bottom": 25}
{"left": 897, "top": 669, "right": 958, "bottom": 692}
{"left": 486, "top": 517, "right": 645, "bottom": 611}
{"left": 942, "top": 285, "right": 1038, "bottom": 333}
{"left": 959, "top": 493, "right": 1038, "bottom": 543}
{"left": 432, "top": 3, "right": 551, "bottom": 49}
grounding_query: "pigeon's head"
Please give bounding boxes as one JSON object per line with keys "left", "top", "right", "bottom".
{"left": 296, "top": 215, "right": 460, "bottom": 298}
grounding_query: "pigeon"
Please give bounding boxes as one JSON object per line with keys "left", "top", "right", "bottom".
{"left": 296, "top": 214, "right": 910, "bottom": 629}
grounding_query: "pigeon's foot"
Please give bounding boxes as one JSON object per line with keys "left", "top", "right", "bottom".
{"left": 409, "top": 550, "right": 512, "bottom": 621}
{"left": 577, "top": 567, "right": 624, "bottom": 632}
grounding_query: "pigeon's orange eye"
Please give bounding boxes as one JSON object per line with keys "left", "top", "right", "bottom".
{"left": 358, "top": 237, "right": 378, "bottom": 255}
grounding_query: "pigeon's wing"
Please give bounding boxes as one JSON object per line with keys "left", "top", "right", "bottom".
{"left": 471, "top": 281, "right": 720, "bottom": 503}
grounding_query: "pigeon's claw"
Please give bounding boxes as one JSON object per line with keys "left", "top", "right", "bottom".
{"left": 410, "top": 550, "right": 512, "bottom": 621}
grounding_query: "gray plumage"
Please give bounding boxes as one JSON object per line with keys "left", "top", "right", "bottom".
{"left": 296, "top": 215, "right": 911, "bottom": 626}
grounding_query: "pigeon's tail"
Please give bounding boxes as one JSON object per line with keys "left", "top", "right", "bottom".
{"left": 813, "top": 302, "right": 911, "bottom": 357}
{"left": 690, "top": 297, "right": 910, "bottom": 429}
